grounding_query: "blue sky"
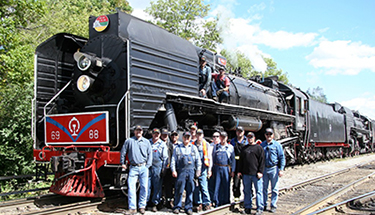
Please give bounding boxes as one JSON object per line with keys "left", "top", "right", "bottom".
{"left": 128, "top": 0, "right": 375, "bottom": 119}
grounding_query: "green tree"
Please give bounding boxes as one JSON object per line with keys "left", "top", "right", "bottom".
{"left": 263, "top": 57, "right": 288, "bottom": 84}
{"left": 146, "top": 0, "right": 222, "bottom": 50}
{"left": 220, "top": 49, "right": 289, "bottom": 84}
{"left": 0, "top": 0, "right": 46, "bottom": 87}
{"left": 0, "top": 83, "right": 34, "bottom": 176}
{"left": 307, "top": 86, "right": 327, "bottom": 103}
{"left": 0, "top": 0, "right": 133, "bottom": 180}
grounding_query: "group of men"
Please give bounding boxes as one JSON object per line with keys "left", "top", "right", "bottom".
{"left": 120, "top": 125, "right": 285, "bottom": 215}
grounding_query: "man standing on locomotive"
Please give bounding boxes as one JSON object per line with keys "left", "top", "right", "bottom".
{"left": 211, "top": 66, "right": 230, "bottom": 103}
{"left": 171, "top": 132, "right": 201, "bottom": 215}
{"left": 148, "top": 128, "right": 169, "bottom": 212}
{"left": 199, "top": 56, "right": 212, "bottom": 98}
{"left": 230, "top": 126, "right": 248, "bottom": 202}
{"left": 120, "top": 125, "right": 152, "bottom": 215}
{"left": 212, "top": 131, "right": 235, "bottom": 207}
{"left": 261, "top": 128, "right": 285, "bottom": 213}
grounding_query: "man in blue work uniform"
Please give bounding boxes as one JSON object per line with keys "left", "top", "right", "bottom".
{"left": 163, "top": 130, "right": 182, "bottom": 209}
{"left": 212, "top": 131, "right": 235, "bottom": 207}
{"left": 199, "top": 56, "right": 212, "bottom": 98}
{"left": 208, "top": 131, "right": 221, "bottom": 202}
{"left": 261, "top": 128, "right": 285, "bottom": 213}
{"left": 192, "top": 129, "right": 212, "bottom": 212}
{"left": 230, "top": 126, "right": 248, "bottom": 202}
{"left": 120, "top": 125, "right": 153, "bottom": 215}
{"left": 148, "top": 128, "right": 169, "bottom": 212}
{"left": 171, "top": 132, "right": 201, "bottom": 215}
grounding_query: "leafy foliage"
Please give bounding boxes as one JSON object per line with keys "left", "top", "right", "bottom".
{"left": 146, "top": 0, "right": 222, "bottom": 50}
{"left": 221, "top": 49, "right": 289, "bottom": 84}
{"left": 0, "top": 0, "right": 46, "bottom": 87}
{"left": 0, "top": 83, "right": 34, "bottom": 176}
{"left": 307, "top": 86, "right": 327, "bottom": 103}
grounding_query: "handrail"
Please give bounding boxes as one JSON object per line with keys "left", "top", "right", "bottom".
{"left": 115, "top": 92, "right": 128, "bottom": 149}
{"left": 43, "top": 80, "right": 72, "bottom": 116}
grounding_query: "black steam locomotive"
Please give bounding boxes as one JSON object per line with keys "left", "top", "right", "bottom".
{"left": 32, "top": 11, "right": 374, "bottom": 197}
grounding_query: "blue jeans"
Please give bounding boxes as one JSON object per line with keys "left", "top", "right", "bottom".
{"left": 211, "top": 83, "right": 229, "bottom": 102}
{"left": 174, "top": 168, "right": 195, "bottom": 212}
{"left": 243, "top": 174, "right": 264, "bottom": 210}
{"left": 128, "top": 165, "right": 149, "bottom": 210}
{"left": 193, "top": 168, "right": 211, "bottom": 206}
{"left": 147, "top": 166, "right": 163, "bottom": 205}
{"left": 263, "top": 167, "right": 279, "bottom": 208}
{"left": 213, "top": 166, "right": 230, "bottom": 206}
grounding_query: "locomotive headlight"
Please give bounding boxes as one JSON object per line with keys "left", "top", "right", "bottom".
{"left": 77, "top": 75, "right": 92, "bottom": 92}
{"left": 74, "top": 51, "right": 92, "bottom": 71}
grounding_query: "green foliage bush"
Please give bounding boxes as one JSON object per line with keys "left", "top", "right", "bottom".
{"left": 0, "top": 83, "right": 34, "bottom": 177}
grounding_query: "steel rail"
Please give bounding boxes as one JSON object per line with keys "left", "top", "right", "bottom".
{"left": 21, "top": 199, "right": 102, "bottom": 215}
{"left": 0, "top": 193, "right": 57, "bottom": 208}
{"left": 310, "top": 190, "right": 375, "bottom": 214}
{"left": 201, "top": 158, "right": 375, "bottom": 215}
{"left": 292, "top": 171, "right": 375, "bottom": 215}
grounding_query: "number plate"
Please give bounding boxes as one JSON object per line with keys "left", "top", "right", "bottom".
{"left": 45, "top": 111, "right": 109, "bottom": 145}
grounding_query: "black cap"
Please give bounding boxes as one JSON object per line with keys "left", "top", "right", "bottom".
{"left": 134, "top": 125, "right": 142, "bottom": 130}
{"left": 200, "top": 56, "right": 206, "bottom": 62}
{"left": 220, "top": 131, "right": 228, "bottom": 137}
{"left": 152, "top": 128, "right": 161, "bottom": 134}
{"left": 183, "top": 131, "right": 192, "bottom": 137}
{"left": 197, "top": 129, "right": 204, "bottom": 134}
{"left": 265, "top": 128, "right": 274, "bottom": 134}
{"left": 171, "top": 130, "right": 178, "bottom": 135}
{"left": 161, "top": 128, "right": 169, "bottom": 135}
{"left": 246, "top": 132, "right": 255, "bottom": 137}
{"left": 236, "top": 126, "right": 244, "bottom": 131}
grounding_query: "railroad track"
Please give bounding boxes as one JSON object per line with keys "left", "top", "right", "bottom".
{"left": 2, "top": 156, "right": 375, "bottom": 215}
{"left": 0, "top": 193, "right": 106, "bottom": 215}
{"left": 200, "top": 158, "right": 375, "bottom": 215}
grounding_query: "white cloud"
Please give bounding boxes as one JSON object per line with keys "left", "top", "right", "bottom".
{"left": 306, "top": 40, "right": 375, "bottom": 75}
{"left": 340, "top": 94, "right": 375, "bottom": 120}
{"left": 256, "top": 30, "right": 318, "bottom": 49}
{"left": 215, "top": 14, "right": 318, "bottom": 72}
{"left": 128, "top": 0, "right": 153, "bottom": 20}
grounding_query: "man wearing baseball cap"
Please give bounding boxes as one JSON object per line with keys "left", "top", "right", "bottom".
{"left": 230, "top": 126, "right": 248, "bottom": 202}
{"left": 212, "top": 131, "right": 235, "bottom": 207}
{"left": 237, "top": 132, "right": 265, "bottom": 214}
{"left": 199, "top": 56, "right": 212, "bottom": 98}
{"left": 211, "top": 66, "right": 230, "bottom": 103}
{"left": 120, "top": 125, "right": 152, "bottom": 215}
{"left": 163, "top": 130, "right": 181, "bottom": 209}
{"left": 171, "top": 131, "right": 201, "bottom": 215}
{"left": 260, "top": 128, "right": 285, "bottom": 213}
{"left": 190, "top": 125, "right": 198, "bottom": 143}
{"left": 192, "top": 129, "right": 212, "bottom": 211}
{"left": 147, "top": 128, "right": 169, "bottom": 212}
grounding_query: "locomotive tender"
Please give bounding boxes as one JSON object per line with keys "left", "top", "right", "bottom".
{"left": 32, "top": 11, "right": 374, "bottom": 198}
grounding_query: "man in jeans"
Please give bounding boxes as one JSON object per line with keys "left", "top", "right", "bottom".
{"left": 237, "top": 132, "right": 265, "bottom": 215}
{"left": 230, "top": 126, "right": 248, "bottom": 202}
{"left": 261, "top": 128, "right": 285, "bottom": 213}
{"left": 120, "top": 125, "right": 153, "bottom": 215}
{"left": 192, "top": 129, "right": 212, "bottom": 212}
